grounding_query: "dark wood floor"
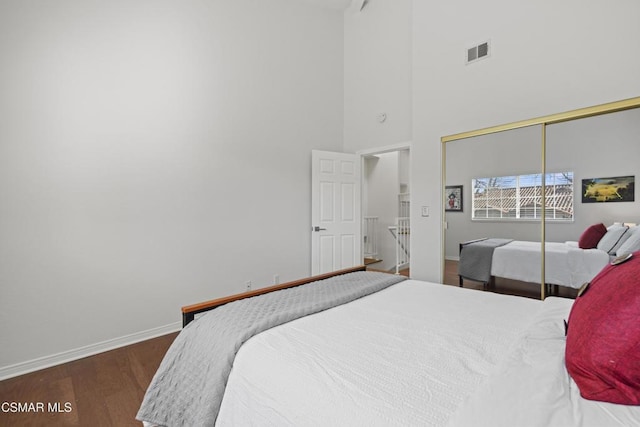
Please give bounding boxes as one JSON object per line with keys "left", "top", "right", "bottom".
{"left": 1, "top": 263, "right": 575, "bottom": 426}
{"left": 0, "top": 333, "right": 177, "bottom": 427}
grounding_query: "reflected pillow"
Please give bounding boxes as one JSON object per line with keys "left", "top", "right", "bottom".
{"left": 565, "top": 251, "right": 640, "bottom": 404}
{"left": 578, "top": 223, "right": 607, "bottom": 249}
{"left": 617, "top": 227, "right": 640, "bottom": 256}
{"left": 597, "top": 225, "right": 629, "bottom": 254}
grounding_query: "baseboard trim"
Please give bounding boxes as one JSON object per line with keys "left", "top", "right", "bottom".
{"left": 0, "top": 322, "right": 181, "bottom": 381}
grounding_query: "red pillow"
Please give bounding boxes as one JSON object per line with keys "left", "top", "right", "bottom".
{"left": 578, "top": 223, "right": 607, "bottom": 249}
{"left": 565, "top": 251, "right": 640, "bottom": 404}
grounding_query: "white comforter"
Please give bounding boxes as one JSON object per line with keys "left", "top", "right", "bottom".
{"left": 491, "top": 241, "right": 610, "bottom": 289}
{"left": 216, "top": 280, "right": 544, "bottom": 426}
{"left": 216, "top": 279, "right": 640, "bottom": 426}
{"left": 449, "top": 297, "right": 640, "bottom": 427}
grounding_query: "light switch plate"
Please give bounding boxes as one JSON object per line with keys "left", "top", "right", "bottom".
{"left": 421, "top": 206, "right": 429, "bottom": 217}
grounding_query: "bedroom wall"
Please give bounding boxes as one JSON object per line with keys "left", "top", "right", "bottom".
{"left": 0, "top": 0, "right": 344, "bottom": 377}
{"left": 343, "top": 0, "right": 412, "bottom": 152}
{"left": 411, "top": 0, "right": 640, "bottom": 281}
{"left": 342, "top": 0, "right": 640, "bottom": 281}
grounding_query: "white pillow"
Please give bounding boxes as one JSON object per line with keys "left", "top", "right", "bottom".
{"left": 617, "top": 227, "right": 640, "bottom": 256}
{"left": 597, "top": 225, "right": 630, "bottom": 254}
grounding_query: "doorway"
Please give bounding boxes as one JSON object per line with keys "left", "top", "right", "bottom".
{"left": 362, "top": 147, "right": 410, "bottom": 274}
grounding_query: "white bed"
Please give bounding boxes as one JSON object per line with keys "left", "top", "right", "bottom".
{"left": 216, "top": 279, "right": 638, "bottom": 426}
{"left": 491, "top": 240, "right": 610, "bottom": 289}
{"left": 140, "top": 270, "right": 640, "bottom": 426}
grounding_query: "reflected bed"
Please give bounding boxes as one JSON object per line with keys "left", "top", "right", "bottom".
{"left": 459, "top": 239, "right": 609, "bottom": 290}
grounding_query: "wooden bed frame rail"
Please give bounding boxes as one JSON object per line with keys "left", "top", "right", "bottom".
{"left": 181, "top": 265, "right": 367, "bottom": 327}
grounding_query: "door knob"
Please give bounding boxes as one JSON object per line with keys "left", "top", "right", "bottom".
{"left": 313, "top": 226, "right": 327, "bottom": 232}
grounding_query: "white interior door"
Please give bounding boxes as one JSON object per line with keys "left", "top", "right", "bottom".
{"left": 311, "top": 150, "right": 361, "bottom": 275}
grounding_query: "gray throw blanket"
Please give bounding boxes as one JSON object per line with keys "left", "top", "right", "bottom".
{"left": 458, "top": 238, "right": 513, "bottom": 283}
{"left": 137, "top": 271, "right": 406, "bottom": 427}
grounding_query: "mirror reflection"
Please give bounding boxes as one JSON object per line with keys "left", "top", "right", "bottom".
{"left": 444, "top": 125, "right": 543, "bottom": 298}
{"left": 443, "top": 103, "right": 640, "bottom": 300}
{"left": 545, "top": 108, "right": 640, "bottom": 291}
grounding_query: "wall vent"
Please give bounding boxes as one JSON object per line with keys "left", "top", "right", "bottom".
{"left": 466, "top": 41, "right": 490, "bottom": 64}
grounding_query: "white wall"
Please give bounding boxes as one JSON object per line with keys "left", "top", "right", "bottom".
{"left": 412, "top": 0, "right": 640, "bottom": 282}
{"left": 0, "top": 0, "right": 344, "bottom": 376}
{"left": 343, "top": 0, "right": 412, "bottom": 152}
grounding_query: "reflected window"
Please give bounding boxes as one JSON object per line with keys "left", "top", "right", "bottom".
{"left": 472, "top": 172, "right": 573, "bottom": 221}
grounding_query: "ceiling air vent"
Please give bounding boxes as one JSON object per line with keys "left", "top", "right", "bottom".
{"left": 466, "top": 41, "right": 490, "bottom": 64}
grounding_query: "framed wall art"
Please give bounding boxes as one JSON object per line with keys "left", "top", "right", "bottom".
{"left": 582, "top": 176, "right": 635, "bottom": 203}
{"left": 445, "top": 185, "right": 463, "bottom": 212}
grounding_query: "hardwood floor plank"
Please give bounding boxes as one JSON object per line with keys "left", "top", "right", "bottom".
{"left": 68, "top": 357, "right": 113, "bottom": 427}
{"left": 105, "top": 387, "right": 145, "bottom": 427}
{"left": 45, "top": 377, "right": 79, "bottom": 426}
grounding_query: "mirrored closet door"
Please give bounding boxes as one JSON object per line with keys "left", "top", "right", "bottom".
{"left": 442, "top": 96, "right": 640, "bottom": 299}
{"left": 444, "top": 125, "right": 543, "bottom": 297}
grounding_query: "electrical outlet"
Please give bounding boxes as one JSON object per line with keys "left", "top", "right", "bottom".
{"left": 421, "top": 206, "right": 430, "bottom": 217}
{"left": 273, "top": 274, "right": 280, "bottom": 285}
{"left": 245, "top": 280, "right": 252, "bottom": 291}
